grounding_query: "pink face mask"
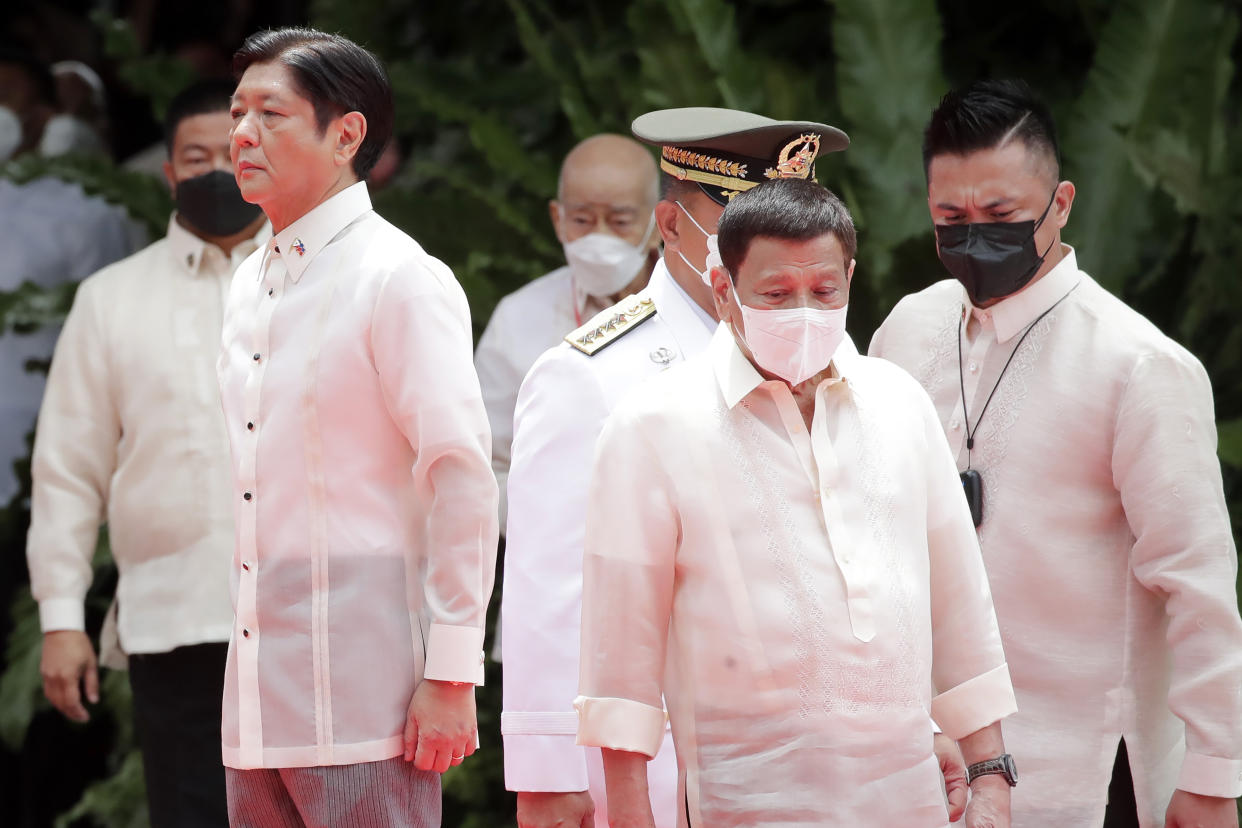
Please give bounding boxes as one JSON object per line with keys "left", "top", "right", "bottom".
{"left": 730, "top": 280, "right": 848, "bottom": 386}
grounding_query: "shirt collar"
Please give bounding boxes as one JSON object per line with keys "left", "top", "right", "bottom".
{"left": 167, "top": 213, "right": 270, "bottom": 276}
{"left": 270, "top": 181, "right": 372, "bottom": 283}
{"left": 710, "top": 320, "right": 861, "bottom": 410}
{"left": 968, "top": 245, "right": 1081, "bottom": 343}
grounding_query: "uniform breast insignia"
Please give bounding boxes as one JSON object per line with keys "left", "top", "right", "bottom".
{"left": 565, "top": 296, "right": 658, "bottom": 356}
{"left": 649, "top": 347, "right": 675, "bottom": 367}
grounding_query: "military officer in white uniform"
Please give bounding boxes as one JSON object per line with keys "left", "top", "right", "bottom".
{"left": 501, "top": 108, "right": 849, "bottom": 828}
{"left": 475, "top": 134, "right": 661, "bottom": 529}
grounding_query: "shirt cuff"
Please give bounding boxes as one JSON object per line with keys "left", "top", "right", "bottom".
{"left": 423, "top": 623, "right": 485, "bottom": 685}
{"left": 500, "top": 716, "right": 590, "bottom": 792}
{"left": 574, "top": 696, "right": 666, "bottom": 758}
{"left": 38, "top": 598, "right": 86, "bottom": 633}
{"left": 1177, "top": 751, "right": 1242, "bottom": 799}
{"left": 930, "top": 663, "right": 1017, "bottom": 740}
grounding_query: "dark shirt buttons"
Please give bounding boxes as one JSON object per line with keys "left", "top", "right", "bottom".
{"left": 252, "top": 353, "right": 261, "bottom": 361}
{"left": 243, "top": 628, "right": 250, "bottom": 638}
{"left": 246, "top": 422, "right": 254, "bottom": 431}
{"left": 267, "top": 288, "right": 274, "bottom": 297}
{"left": 243, "top": 492, "right": 253, "bottom": 501}
{"left": 241, "top": 561, "right": 250, "bottom": 571}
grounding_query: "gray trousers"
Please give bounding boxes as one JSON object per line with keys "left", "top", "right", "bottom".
{"left": 225, "top": 757, "right": 441, "bottom": 828}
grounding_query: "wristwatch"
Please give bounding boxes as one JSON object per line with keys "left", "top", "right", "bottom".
{"left": 966, "top": 753, "right": 1018, "bottom": 787}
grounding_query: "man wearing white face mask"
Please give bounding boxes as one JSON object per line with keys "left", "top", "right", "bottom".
{"left": 576, "top": 178, "right": 1018, "bottom": 828}
{"left": 474, "top": 133, "right": 660, "bottom": 529}
{"left": 502, "top": 109, "right": 849, "bottom": 828}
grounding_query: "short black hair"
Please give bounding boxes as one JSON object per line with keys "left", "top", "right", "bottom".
{"left": 233, "top": 27, "right": 393, "bottom": 179}
{"left": 717, "top": 178, "right": 856, "bottom": 276}
{"left": 922, "top": 79, "right": 1060, "bottom": 180}
{"left": 660, "top": 173, "right": 699, "bottom": 203}
{"left": 164, "top": 78, "right": 236, "bottom": 155}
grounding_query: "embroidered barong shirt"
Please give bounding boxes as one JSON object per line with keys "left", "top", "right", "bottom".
{"left": 869, "top": 247, "right": 1242, "bottom": 826}
{"left": 217, "top": 182, "right": 497, "bottom": 769}
{"left": 576, "top": 325, "right": 1016, "bottom": 827}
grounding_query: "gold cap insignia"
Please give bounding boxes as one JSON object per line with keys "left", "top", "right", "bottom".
{"left": 764, "top": 133, "right": 821, "bottom": 180}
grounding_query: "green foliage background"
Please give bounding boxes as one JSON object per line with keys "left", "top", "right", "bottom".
{"left": 1, "top": 0, "right": 1240, "bottom": 824}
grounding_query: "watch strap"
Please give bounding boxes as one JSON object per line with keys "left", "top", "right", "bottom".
{"left": 966, "top": 754, "right": 1017, "bottom": 787}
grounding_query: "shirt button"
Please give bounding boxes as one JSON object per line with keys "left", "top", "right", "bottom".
{"left": 950, "top": 419, "right": 961, "bottom": 430}
{"left": 267, "top": 288, "right": 274, "bottom": 297}
{"left": 246, "top": 421, "right": 255, "bottom": 431}
{"left": 969, "top": 361, "right": 978, "bottom": 373}
{"left": 243, "top": 491, "right": 253, "bottom": 501}
{"left": 241, "top": 561, "right": 250, "bottom": 571}
{"left": 243, "top": 628, "right": 251, "bottom": 638}
{"left": 252, "top": 353, "right": 261, "bottom": 362}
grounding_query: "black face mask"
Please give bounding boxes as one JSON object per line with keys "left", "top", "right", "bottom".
{"left": 934, "top": 191, "right": 1057, "bottom": 306}
{"left": 175, "top": 170, "right": 263, "bottom": 237}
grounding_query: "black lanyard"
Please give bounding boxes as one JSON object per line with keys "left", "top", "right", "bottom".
{"left": 957, "top": 284, "right": 1078, "bottom": 469}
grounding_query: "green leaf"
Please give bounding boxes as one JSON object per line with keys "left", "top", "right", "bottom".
{"left": 829, "top": 0, "right": 947, "bottom": 283}
{"left": 55, "top": 748, "right": 148, "bottom": 828}
{"left": 1061, "top": 0, "right": 1234, "bottom": 292}
{"left": 0, "top": 280, "right": 79, "bottom": 337}
{"left": 0, "top": 153, "right": 172, "bottom": 239}
{"left": 0, "top": 589, "right": 48, "bottom": 751}
{"left": 1219, "top": 419, "right": 1242, "bottom": 469}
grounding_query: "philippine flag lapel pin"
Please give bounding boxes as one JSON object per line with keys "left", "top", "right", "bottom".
{"left": 292, "top": 238, "right": 306, "bottom": 256}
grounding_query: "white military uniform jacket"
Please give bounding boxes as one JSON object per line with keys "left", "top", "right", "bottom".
{"left": 475, "top": 265, "right": 612, "bottom": 529}
{"left": 502, "top": 259, "right": 712, "bottom": 827}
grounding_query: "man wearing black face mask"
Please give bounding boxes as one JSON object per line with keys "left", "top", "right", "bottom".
{"left": 26, "top": 79, "right": 268, "bottom": 828}
{"left": 870, "top": 79, "right": 1242, "bottom": 828}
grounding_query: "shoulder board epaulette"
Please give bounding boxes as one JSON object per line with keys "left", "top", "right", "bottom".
{"left": 565, "top": 295, "right": 658, "bottom": 356}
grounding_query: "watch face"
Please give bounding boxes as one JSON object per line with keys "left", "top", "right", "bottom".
{"left": 1004, "top": 754, "right": 1018, "bottom": 783}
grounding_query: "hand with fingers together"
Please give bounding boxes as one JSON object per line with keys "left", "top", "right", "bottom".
{"left": 40, "top": 629, "right": 99, "bottom": 723}
{"left": 403, "top": 678, "right": 478, "bottom": 773}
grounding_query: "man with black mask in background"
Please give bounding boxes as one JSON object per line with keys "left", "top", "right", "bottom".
{"left": 26, "top": 79, "right": 267, "bottom": 828}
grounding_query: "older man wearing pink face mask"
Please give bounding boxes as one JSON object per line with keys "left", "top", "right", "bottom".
{"left": 576, "top": 178, "right": 1018, "bottom": 828}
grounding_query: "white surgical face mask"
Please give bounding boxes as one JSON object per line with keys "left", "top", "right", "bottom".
{"left": 674, "top": 200, "right": 719, "bottom": 286}
{"left": 0, "top": 106, "right": 22, "bottom": 162}
{"left": 39, "top": 113, "right": 104, "bottom": 157}
{"left": 562, "top": 211, "right": 655, "bottom": 298}
{"left": 730, "top": 280, "right": 848, "bottom": 386}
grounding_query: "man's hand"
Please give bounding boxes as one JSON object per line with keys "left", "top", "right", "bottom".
{"left": 40, "top": 630, "right": 98, "bottom": 723}
{"left": 934, "top": 732, "right": 968, "bottom": 822}
{"left": 963, "top": 775, "right": 1010, "bottom": 828}
{"left": 403, "top": 679, "right": 477, "bottom": 773}
{"left": 1164, "top": 789, "right": 1239, "bottom": 828}
{"left": 516, "top": 791, "right": 595, "bottom": 828}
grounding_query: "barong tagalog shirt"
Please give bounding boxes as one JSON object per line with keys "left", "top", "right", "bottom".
{"left": 29, "top": 216, "right": 264, "bottom": 657}
{"left": 869, "top": 246, "right": 1242, "bottom": 827}
{"left": 576, "top": 325, "right": 1017, "bottom": 827}
{"left": 217, "top": 182, "right": 497, "bottom": 770}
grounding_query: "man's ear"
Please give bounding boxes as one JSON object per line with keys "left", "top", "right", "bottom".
{"left": 335, "top": 111, "right": 367, "bottom": 168}
{"left": 709, "top": 266, "right": 732, "bottom": 321}
{"left": 548, "top": 200, "right": 567, "bottom": 244}
{"left": 1052, "top": 180, "right": 1075, "bottom": 229}
{"left": 654, "top": 200, "right": 680, "bottom": 250}
{"left": 846, "top": 258, "right": 856, "bottom": 283}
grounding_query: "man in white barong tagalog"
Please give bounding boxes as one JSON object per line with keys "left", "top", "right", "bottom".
{"left": 218, "top": 27, "right": 497, "bottom": 827}
{"left": 870, "top": 78, "right": 1242, "bottom": 828}
{"left": 576, "top": 177, "right": 1018, "bottom": 828}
